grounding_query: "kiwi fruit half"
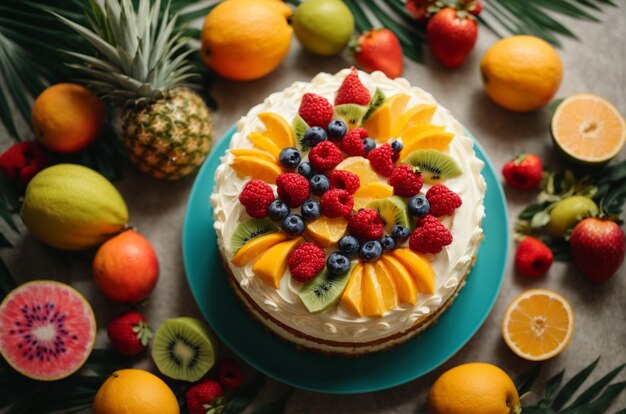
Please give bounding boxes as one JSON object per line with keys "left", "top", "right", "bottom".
{"left": 366, "top": 196, "right": 410, "bottom": 233}
{"left": 363, "top": 88, "right": 386, "bottom": 122}
{"left": 401, "top": 149, "right": 462, "bottom": 183}
{"left": 151, "top": 317, "right": 216, "bottom": 382}
{"left": 230, "top": 218, "right": 278, "bottom": 254}
{"left": 299, "top": 264, "right": 355, "bottom": 313}
{"left": 333, "top": 104, "right": 368, "bottom": 129}
{"left": 292, "top": 114, "right": 310, "bottom": 153}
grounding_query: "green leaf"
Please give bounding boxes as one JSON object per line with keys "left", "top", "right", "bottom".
{"left": 561, "top": 363, "right": 625, "bottom": 412}
{"left": 515, "top": 363, "right": 543, "bottom": 395}
{"left": 519, "top": 203, "right": 551, "bottom": 220}
{"left": 223, "top": 375, "right": 266, "bottom": 414}
{"left": 585, "top": 381, "right": 626, "bottom": 413}
{"left": 552, "top": 357, "right": 600, "bottom": 410}
{"left": 531, "top": 210, "right": 551, "bottom": 228}
{"left": 543, "top": 369, "right": 565, "bottom": 403}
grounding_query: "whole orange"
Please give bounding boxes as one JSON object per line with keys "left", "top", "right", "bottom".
{"left": 93, "top": 230, "right": 159, "bottom": 303}
{"left": 32, "top": 83, "right": 105, "bottom": 153}
{"left": 201, "top": 0, "right": 293, "bottom": 81}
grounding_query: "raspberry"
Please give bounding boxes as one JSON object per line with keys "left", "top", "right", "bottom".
{"left": 275, "top": 173, "right": 309, "bottom": 208}
{"left": 426, "top": 184, "right": 462, "bottom": 217}
{"left": 515, "top": 236, "right": 553, "bottom": 278}
{"left": 367, "top": 143, "right": 394, "bottom": 176}
{"left": 335, "top": 66, "right": 371, "bottom": 105}
{"left": 309, "top": 141, "right": 343, "bottom": 172}
{"left": 215, "top": 358, "right": 244, "bottom": 390}
{"left": 298, "top": 93, "right": 333, "bottom": 128}
{"left": 329, "top": 170, "right": 360, "bottom": 194}
{"left": 288, "top": 242, "right": 326, "bottom": 282}
{"left": 320, "top": 189, "right": 354, "bottom": 218}
{"left": 348, "top": 209, "right": 384, "bottom": 241}
{"left": 340, "top": 127, "right": 368, "bottom": 156}
{"left": 409, "top": 215, "right": 453, "bottom": 253}
{"left": 239, "top": 179, "right": 275, "bottom": 218}
{"left": 388, "top": 164, "right": 423, "bottom": 197}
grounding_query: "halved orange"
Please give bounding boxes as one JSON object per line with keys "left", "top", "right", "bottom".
{"left": 258, "top": 112, "right": 295, "bottom": 148}
{"left": 304, "top": 217, "right": 347, "bottom": 248}
{"left": 551, "top": 94, "right": 625, "bottom": 165}
{"left": 335, "top": 157, "right": 380, "bottom": 184}
{"left": 502, "top": 289, "right": 574, "bottom": 361}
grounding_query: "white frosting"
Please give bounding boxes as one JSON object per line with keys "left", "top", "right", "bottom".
{"left": 210, "top": 69, "right": 486, "bottom": 351}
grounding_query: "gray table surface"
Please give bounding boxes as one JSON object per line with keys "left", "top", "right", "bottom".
{"left": 1, "top": 5, "right": 625, "bottom": 413}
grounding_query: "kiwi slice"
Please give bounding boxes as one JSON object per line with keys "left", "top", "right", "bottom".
{"left": 401, "top": 149, "right": 462, "bottom": 183}
{"left": 366, "top": 196, "right": 410, "bottom": 233}
{"left": 363, "top": 88, "right": 386, "bottom": 122}
{"left": 299, "top": 264, "right": 355, "bottom": 313}
{"left": 151, "top": 317, "right": 217, "bottom": 382}
{"left": 292, "top": 114, "right": 310, "bottom": 152}
{"left": 230, "top": 218, "right": 278, "bottom": 254}
{"left": 333, "top": 104, "right": 368, "bottom": 129}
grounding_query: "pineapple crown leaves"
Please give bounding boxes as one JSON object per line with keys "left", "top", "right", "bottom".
{"left": 52, "top": 0, "right": 198, "bottom": 105}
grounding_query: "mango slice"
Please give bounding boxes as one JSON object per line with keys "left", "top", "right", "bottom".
{"left": 400, "top": 130, "right": 455, "bottom": 159}
{"left": 390, "top": 248, "right": 435, "bottom": 294}
{"left": 248, "top": 132, "right": 282, "bottom": 158}
{"left": 230, "top": 155, "right": 282, "bottom": 183}
{"left": 341, "top": 263, "right": 364, "bottom": 317}
{"left": 252, "top": 237, "right": 303, "bottom": 288}
{"left": 304, "top": 217, "right": 348, "bottom": 248}
{"left": 231, "top": 233, "right": 286, "bottom": 266}
{"left": 380, "top": 255, "right": 417, "bottom": 305}
{"left": 258, "top": 112, "right": 295, "bottom": 149}
{"left": 393, "top": 104, "right": 437, "bottom": 137}
{"left": 230, "top": 148, "right": 277, "bottom": 163}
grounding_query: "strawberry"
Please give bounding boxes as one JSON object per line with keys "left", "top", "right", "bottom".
{"left": 461, "top": 0, "right": 483, "bottom": 16}
{"left": 352, "top": 29, "right": 403, "bottom": 79}
{"left": 335, "top": 66, "right": 371, "bottom": 106}
{"left": 186, "top": 379, "right": 224, "bottom": 414}
{"left": 569, "top": 218, "right": 625, "bottom": 282}
{"left": 107, "top": 311, "right": 153, "bottom": 356}
{"left": 502, "top": 154, "right": 543, "bottom": 190}
{"left": 405, "top": 0, "right": 438, "bottom": 23}
{"left": 515, "top": 236, "right": 553, "bottom": 278}
{"left": 426, "top": 7, "right": 478, "bottom": 68}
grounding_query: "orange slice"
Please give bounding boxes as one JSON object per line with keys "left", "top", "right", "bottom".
{"left": 248, "top": 132, "right": 282, "bottom": 158}
{"left": 252, "top": 237, "right": 303, "bottom": 288}
{"left": 230, "top": 155, "right": 282, "bottom": 183}
{"left": 258, "top": 112, "right": 296, "bottom": 148}
{"left": 393, "top": 104, "right": 438, "bottom": 137}
{"left": 335, "top": 157, "right": 380, "bottom": 185}
{"left": 304, "top": 217, "right": 347, "bottom": 248}
{"left": 362, "top": 262, "right": 397, "bottom": 317}
{"left": 230, "top": 148, "right": 277, "bottom": 163}
{"left": 231, "top": 233, "right": 287, "bottom": 266}
{"left": 353, "top": 183, "right": 394, "bottom": 209}
{"left": 551, "top": 94, "right": 625, "bottom": 165}
{"left": 400, "top": 124, "right": 446, "bottom": 143}
{"left": 502, "top": 289, "right": 574, "bottom": 361}
{"left": 363, "top": 93, "right": 410, "bottom": 141}
{"left": 341, "top": 263, "right": 364, "bottom": 316}
{"left": 390, "top": 248, "right": 435, "bottom": 294}
{"left": 380, "top": 255, "right": 417, "bottom": 305}
{"left": 399, "top": 130, "right": 455, "bottom": 159}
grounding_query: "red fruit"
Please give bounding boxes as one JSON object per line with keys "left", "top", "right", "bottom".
{"left": 406, "top": 0, "right": 437, "bottom": 22}
{"left": 514, "top": 236, "right": 554, "bottom": 278}
{"left": 298, "top": 93, "right": 333, "bottom": 128}
{"left": 0, "top": 142, "right": 47, "bottom": 184}
{"left": 340, "top": 127, "right": 368, "bottom": 157}
{"left": 239, "top": 179, "right": 275, "bottom": 218}
{"left": 329, "top": 170, "right": 360, "bottom": 194}
{"left": 288, "top": 242, "right": 326, "bottom": 282}
{"left": 426, "top": 184, "right": 462, "bottom": 217}
{"left": 569, "top": 218, "right": 625, "bottom": 282}
{"left": 320, "top": 189, "right": 355, "bottom": 218}
{"left": 276, "top": 173, "right": 310, "bottom": 208}
{"left": 367, "top": 143, "right": 395, "bottom": 176}
{"left": 409, "top": 215, "right": 453, "bottom": 253}
{"left": 352, "top": 29, "right": 404, "bottom": 79}
{"left": 388, "top": 164, "right": 423, "bottom": 197}
{"left": 216, "top": 358, "right": 244, "bottom": 390}
{"left": 427, "top": 7, "right": 478, "bottom": 68}
{"left": 348, "top": 209, "right": 384, "bottom": 241}
{"left": 502, "top": 154, "right": 543, "bottom": 190}
{"left": 107, "top": 311, "right": 152, "bottom": 356}
{"left": 335, "top": 66, "right": 371, "bottom": 106}
{"left": 467, "top": 0, "right": 483, "bottom": 16}
{"left": 186, "top": 379, "right": 224, "bottom": 414}
{"left": 308, "top": 141, "right": 344, "bottom": 172}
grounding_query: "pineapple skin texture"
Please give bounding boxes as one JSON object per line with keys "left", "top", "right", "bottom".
{"left": 122, "top": 88, "right": 213, "bottom": 180}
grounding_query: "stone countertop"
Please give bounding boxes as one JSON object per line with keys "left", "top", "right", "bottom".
{"left": 1, "top": 4, "right": 625, "bottom": 413}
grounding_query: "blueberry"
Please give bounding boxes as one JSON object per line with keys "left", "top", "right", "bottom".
{"left": 268, "top": 199, "right": 290, "bottom": 221}
{"left": 297, "top": 162, "right": 314, "bottom": 179}
{"left": 326, "top": 119, "right": 347, "bottom": 141}
{"left": 282, "top": 214, "right": 305, "bottom": 236}
{"left": 279, "top": 147, "right": 301, "bottom": 169}
{"left": 338, "top": 235, "right": 360, "bottom": 255}
{"left": 363, "top": 137, "right": 376, "bottom": 154}
{"left": 380, "top": 235, "right": 397, "bottom": 251}
{"left": 309, "top": 174, "right": 330, "bottom": 196}
{"left": 390, "top": 140, "right": 403, "bottom": 153}
{"left": 391, "top": 225, "right": 410, "bottom": 242}
{"left": 303, "top": 127, "right": 327, "bottom": 148}
{"left": 326, "top": 252, "right": 351, "bottom": 275}
{"left": 408, "top": 195, "right": 430, "bottom": 218}
{"left": 301, "top": 199, "right": 321, "bottom": 221}
{"left": 359, "top": 240, "right": 383, "bottom": 262}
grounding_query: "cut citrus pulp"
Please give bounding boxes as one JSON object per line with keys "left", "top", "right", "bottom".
{"left": 335, "top": 157, "right": 380, "bottom": 184}
{"left": 502, "top": 289, "right": 574, "bottom": 361}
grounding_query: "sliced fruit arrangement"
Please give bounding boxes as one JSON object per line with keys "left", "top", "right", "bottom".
{"left": 229, "top": 68, "right": 466, "bottom": 317}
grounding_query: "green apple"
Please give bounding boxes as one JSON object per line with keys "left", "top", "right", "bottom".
{"left": 293, "top": 0, "right": 354, "bottom": 56}
{"left": 547, "top": 195, "right": 598, "bottom": 236}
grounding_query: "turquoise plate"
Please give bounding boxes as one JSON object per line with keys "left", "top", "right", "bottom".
{"left": 183, "top": 127, "right": 508, "bottom": 394}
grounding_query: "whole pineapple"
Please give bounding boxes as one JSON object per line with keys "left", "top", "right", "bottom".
{"left": 55, "top": 0, "right": 212, "bottom": 179}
